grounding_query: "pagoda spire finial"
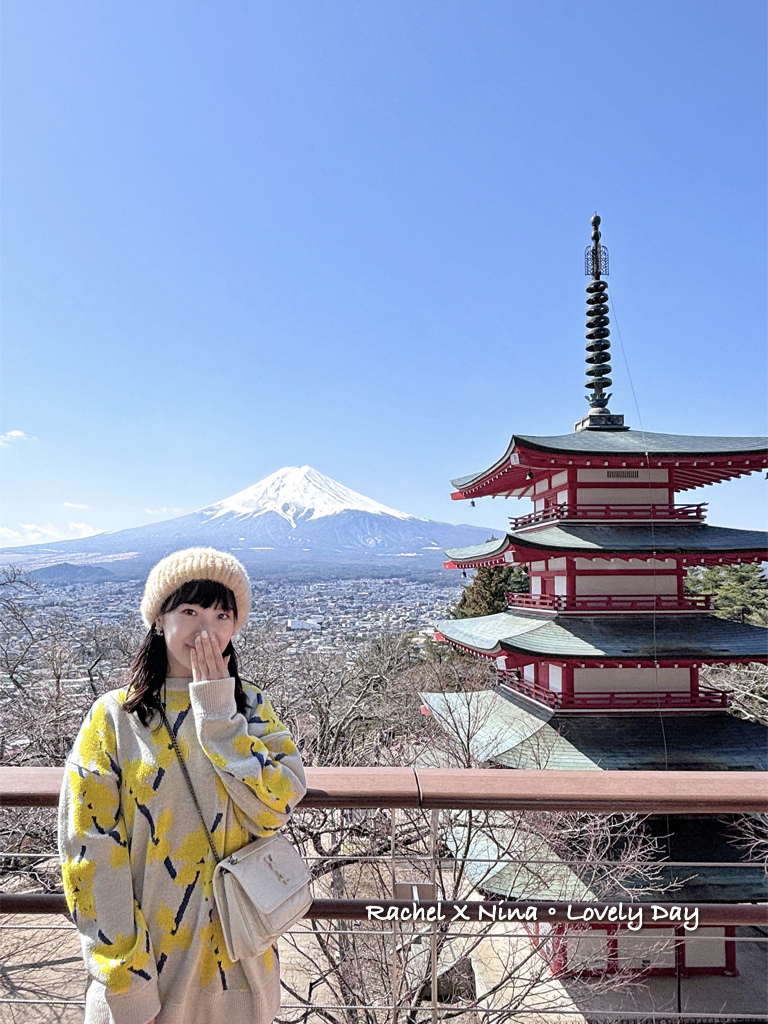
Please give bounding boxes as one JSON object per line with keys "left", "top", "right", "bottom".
{"left": 575, "top": 214, "right": 628, "bottom": 431}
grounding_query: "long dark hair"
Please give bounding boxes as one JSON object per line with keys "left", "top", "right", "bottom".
{"left": 124, "top": 579, "right": 248, "bottom": 725}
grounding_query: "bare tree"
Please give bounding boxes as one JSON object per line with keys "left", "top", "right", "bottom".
{"left": 701, "top": 661, "right": 768, "bottom": 726}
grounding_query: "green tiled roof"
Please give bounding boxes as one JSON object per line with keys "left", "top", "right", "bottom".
{"left": 470, "top": 811, "right": 768, "bottom": 903}
{"left": 435, "top": 611, "right": 768, "bottom": 660}
{"left": 461, "top": 828, "right": 596, "bottom": 902}
{"left": 544, "top": 711, "right": 768, "bottom": 771}
{"left": 641, "top": 817, "right": 768, "bottom": 904}
{"left": 507, "top": 523, "right": 768, "bottom": 554}
{"left": 418, "top": 690, "right": 553, "bottom": 764}
{"left": 516, "top": 429, "right": 768, "bottom": 456}
{"left": 444, "top": 524, "right": 768, "bottom": 561}
{"left": 436, "top": 611, "right": 540, "bottom": 654}
{"left": 444, "top": 537, "right": 511, "bottom": 562}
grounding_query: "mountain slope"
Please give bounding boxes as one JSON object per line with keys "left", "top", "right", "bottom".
{"left": 0, "top": 466, "right": 499, "bottom": 573}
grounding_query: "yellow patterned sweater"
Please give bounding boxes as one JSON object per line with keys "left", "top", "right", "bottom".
{"left": 58, "top": 677, "right": 306, "bottom": 1024}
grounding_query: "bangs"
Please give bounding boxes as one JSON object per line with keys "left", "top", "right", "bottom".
{"left": 161, "top": 579, "right": 238, "bottom": 618}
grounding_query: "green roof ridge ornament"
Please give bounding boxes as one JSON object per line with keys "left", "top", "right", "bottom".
{"left": 574, "top": 214, "right": 629, "bottom": 431}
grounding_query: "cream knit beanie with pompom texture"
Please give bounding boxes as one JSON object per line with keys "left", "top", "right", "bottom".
{"left": 140, "top": 547, "right": 252, "bottom": 633}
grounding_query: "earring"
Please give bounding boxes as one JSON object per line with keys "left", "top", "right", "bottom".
{"left": 156, "top": 627, "right": 164, "bottom": 636}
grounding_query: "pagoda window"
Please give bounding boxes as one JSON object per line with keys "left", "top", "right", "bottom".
{"left": 573, "top": 667, "right": 690, "bottom": 694}
{"left": 553, "top": 576, "right": 567, "bottom": 596}
{"left": 522, "top": 664, "right": 535, "bottom": 683}
{"left": 575, "top": 486, "right": 671, "bottom": 505}
{"left": 530, "top": 577, "right": 542, "bottom": 594}
{"left": 548, "top": 557, "right": 567, "bottom": 570}
{"left": 534, "top": 477, "right": 551, "bottom": 495}
{"left": 551, "top": 471, "right": 568, "bottom": 488}
{"left": 531, "top": 561, "right": 547, "bottom": 571}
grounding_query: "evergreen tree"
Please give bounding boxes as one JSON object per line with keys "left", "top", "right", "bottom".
{"left": 686, "top": 564, "right": 768, "bottom": 625}
{"left": 450, "top": 559, "right": 528, "bottom": 620}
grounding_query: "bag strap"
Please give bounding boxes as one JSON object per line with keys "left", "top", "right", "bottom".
{"left": 160, "top": 708, "right": 221, "bottom": 865}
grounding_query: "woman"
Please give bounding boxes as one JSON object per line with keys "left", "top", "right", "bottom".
{"left": 58, "top": 547, "right": 306, "bottom": 1024}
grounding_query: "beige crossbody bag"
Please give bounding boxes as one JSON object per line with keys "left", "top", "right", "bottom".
{"left": 161, "top": 709, "right": 312, "bottom": 961}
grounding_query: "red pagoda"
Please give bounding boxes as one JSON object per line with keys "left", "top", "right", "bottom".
{"left": 430, "top": 216, "right": 768, "bottom": 987}
{"left": 437, "top": 216, "right": 768, "bottom": 712}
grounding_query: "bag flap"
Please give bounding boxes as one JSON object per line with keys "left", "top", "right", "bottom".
{"left": 217, "top": 835, "right": 310, "bottom": 915}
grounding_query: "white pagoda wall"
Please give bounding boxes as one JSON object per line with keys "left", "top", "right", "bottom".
{"left": 616, "top": 929, "right": 676, "bottom": 969}
{"left": 575, "top": 487, "right": 670, "bottom": 505}
{"left": 565, "top": 927, "right": 727, "bottom": 971}
{"left": 575, "top": 575, "right": 678, "bottom": 596}
{"left": 684, "top": 928, "right": 727, "bottom": 968}
{"left": 573, "top": 667, "right": 690, "bottom": 693}
{"left": 574, "top": 558, "right": 676, "bottom": 570}
{"left": 545, "top": 664, "right": 562, "bottom": 692}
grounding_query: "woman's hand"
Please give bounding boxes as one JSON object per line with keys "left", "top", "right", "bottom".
{"left": 190, "top": 631, "right": 231, "bottom": 682}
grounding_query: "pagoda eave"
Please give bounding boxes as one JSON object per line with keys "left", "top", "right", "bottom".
{"left": 444, "top": 524, "right": 768, "bottom": 570}
{"left": 450, "top": 433, "right": 768, "bottom": 500}
{"left": 434, "top": 612, "right": 768, "bottom": 662}
{"left": 438, "top": 633, "right": 768, "bottom": 672}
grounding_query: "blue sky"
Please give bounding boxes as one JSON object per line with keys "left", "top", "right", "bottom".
{"left": 1, "top": 0, "right": 766, "bottom": 546}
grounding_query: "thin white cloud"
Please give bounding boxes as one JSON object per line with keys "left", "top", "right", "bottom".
{"left": 0, "top": 429, "right": 33, "bottom": 447}
{"left": 0, "top": 521, "right": 99, "bottom": 547}
{"left": 67, "top": 522, "right": 98, "bottom": 538}
{"left": 63, "top": 501, "right": 90, "bottom": 509}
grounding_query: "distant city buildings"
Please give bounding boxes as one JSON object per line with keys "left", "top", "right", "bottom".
{"left": 22, "top": 574, "right": 463, "bottom": 658}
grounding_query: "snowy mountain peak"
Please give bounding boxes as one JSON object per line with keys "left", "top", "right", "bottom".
{"left": 202, "top": 466, "right": 421, "bottom": 527}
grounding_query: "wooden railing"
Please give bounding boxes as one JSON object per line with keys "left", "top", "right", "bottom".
{"left": 8, "top": 765, "right": 767, "bottom": 813}
{"left": 1, "top": 764, "right": 766, "bottom": 1024}
{"left": 505, "top": 593, "right": 712, "bottom": 613}
{"left": 496, "top": 672, "right": 730, "bottom": 710}
{"left": 510, "top": 503, "right": 707, "bottom": 530}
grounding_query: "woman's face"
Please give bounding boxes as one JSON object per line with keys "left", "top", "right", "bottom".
{"left": 158, "top": 602, "right": 236, "bottom": 678}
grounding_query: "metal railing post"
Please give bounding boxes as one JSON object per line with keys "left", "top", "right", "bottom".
{"left": 390, "top": 804, "right": 398, "bottom": 1024}
{"left": 430, "top": 808, "right": 439, "bottom": 1024}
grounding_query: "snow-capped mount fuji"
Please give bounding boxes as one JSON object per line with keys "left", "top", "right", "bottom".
{"left": 1, "top": 467, "right": 498, "bottom": 575}
{"left": 192, "top": 465, "right": 465, "bottom": 552}
{"left": 204, "top": 466, "right": 418, "bottom": 527}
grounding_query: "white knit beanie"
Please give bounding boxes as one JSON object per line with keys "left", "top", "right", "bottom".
{"left": 140, "top": 547, "right": 252, "bottom": 633}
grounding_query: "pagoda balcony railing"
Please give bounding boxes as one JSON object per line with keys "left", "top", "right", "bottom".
{"left": 497, "top": 672, "right": 730, "bottom": 710}
{"left": 510, "top": 502, "right": 707, "bottom": 531}
{"left": 506, "top": 592, "right": 712, "bottom": 613}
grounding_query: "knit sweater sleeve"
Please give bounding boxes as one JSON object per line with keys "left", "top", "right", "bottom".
{"left": 58, "top": 697, "right": 161, "bottom": 1024}
{"left": 189, "top": 678, "right": 306, "bottom": 837}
